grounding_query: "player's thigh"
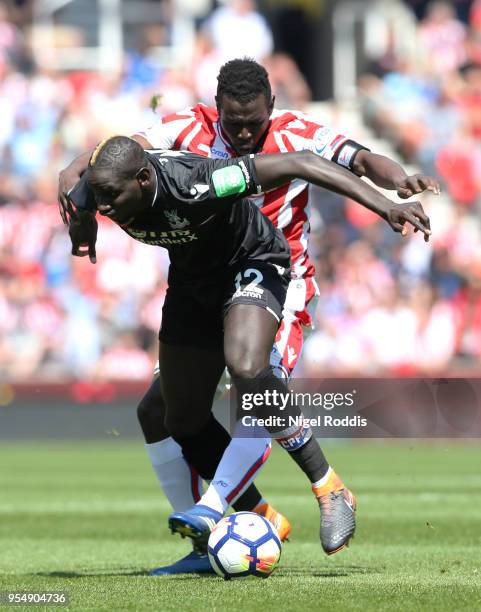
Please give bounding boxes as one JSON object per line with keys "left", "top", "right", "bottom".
{"left": 223, "top": 262, "right": 288, "bottom": 378}
{"left": 159, "top": 284, "right": 226, "bottom": 438}
{"left": 160, "top": 342, "right": 225, "bottom": 439}
{"left": 223, "top": 304, "right": 278, "bottom": 378}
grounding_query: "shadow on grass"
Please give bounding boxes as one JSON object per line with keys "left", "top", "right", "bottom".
{"left": 33, "top": 570, "right": 150, "bottom": 578}
{"left": 275, "top": 565, "right": 380, "bottom": 578}
{"left": 33, "top": 565, "right": 379, "bottom": 579}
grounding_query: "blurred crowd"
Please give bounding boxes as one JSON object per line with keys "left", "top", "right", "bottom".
{"left": 1, "top": 0, "right": 481, "bottom": 382}
{"left": 304, "top": 0, "right": 481, "bottom": 376}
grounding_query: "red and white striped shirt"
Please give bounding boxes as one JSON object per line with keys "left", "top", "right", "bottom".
{"left": 138, "top": 104, "right": 363, "bottom": 279}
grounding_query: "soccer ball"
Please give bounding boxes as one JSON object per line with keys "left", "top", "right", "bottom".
{"left": 207, "top": 511, "right": 282, "bottom": 579}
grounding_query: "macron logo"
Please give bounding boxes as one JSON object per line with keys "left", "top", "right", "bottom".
{"left": 211, "top": 147, "right": 229, "bottom": 159}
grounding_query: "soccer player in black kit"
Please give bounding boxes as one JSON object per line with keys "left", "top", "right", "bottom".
{"left": 67, "top": 135, "right": 432, "bottom": 564}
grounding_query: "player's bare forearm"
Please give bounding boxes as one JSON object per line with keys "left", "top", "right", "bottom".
{"left": 65, "top": 151, "right": 91, "bottom": 178}
{"left": 352, "top": 150, "right": 441, "bottom": 198}
{"left": 352, "top": 151, "right": 407, "bottom": 188}
{"left": 253, "top": 151, "right": 432, "bottom": 239}
{"left": 255, "top": 151, "right": 393, "bottom": 220}
{"left": 58, "top": 151, "right": 92, "bottom": 224}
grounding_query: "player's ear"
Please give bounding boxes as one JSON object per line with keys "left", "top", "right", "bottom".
{"left": 136, "top": 167, "right": 151, "bottom": 187}
{"left": 269, "top": 96, "right": 275, "bottom": 114}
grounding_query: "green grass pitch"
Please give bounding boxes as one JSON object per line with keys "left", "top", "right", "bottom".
{"left": 0, "top": 440, "right": 480, "bottom": 611}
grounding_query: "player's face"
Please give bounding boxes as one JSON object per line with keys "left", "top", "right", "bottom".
{"left": 93, "top": 170, "right": 152, "bottom": 226}
{"left": 218, "top": 94, "right": 273, "bottom": 155}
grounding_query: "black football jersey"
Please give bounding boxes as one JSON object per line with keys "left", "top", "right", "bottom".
{"left": 69, "top": 150, "right": 291, "bottom": 285}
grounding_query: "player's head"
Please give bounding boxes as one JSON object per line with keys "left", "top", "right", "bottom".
{"left": 86, "top": 135, "right": 155, "bottom": 225}
{"left": 216, "top": 58, "right": 274, "bottom": 155}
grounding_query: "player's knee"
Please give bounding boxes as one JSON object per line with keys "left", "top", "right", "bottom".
{"left": 164, "top": 413, "right": 204, "bottom": 440}
{"left": 137, "top": 380, "right": 161, "bottom": 423}
{"left": 225, "top": 348, "right": 269, "bottom": 381}
{"left": 137, "top": 379, "right": 170, "bottom": 442}
{"left": 136, "top": 394, "right": 151, "bottom": 427}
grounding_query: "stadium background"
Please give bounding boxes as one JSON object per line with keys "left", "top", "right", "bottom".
{"left": 1, "top": 2, "right": 481, "bottom": 609}
{"left": 3, "top": 0, "right": 481, "bottom": 398}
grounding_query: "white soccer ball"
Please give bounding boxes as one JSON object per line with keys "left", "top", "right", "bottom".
{"left": 207, "top": 511, "right": 282, "bottom": 579}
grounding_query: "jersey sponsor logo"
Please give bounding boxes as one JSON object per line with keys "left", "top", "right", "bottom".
{"left": 126, "top": 228, "right": 198, "bottom": 245}
{"left": 211, "top": 147, "right": 229, "bottom": 159}
{"left": 128, "top": 229, "right": 147, "bottom": 239}
{"left": 164, "top": 209, "right": 190, "bottom": 229}
{"left": 212, "top": 165, "right": 247, "bottom": 197}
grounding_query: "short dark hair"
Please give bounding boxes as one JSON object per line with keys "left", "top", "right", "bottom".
{"left": 216, "top": 58, "right": 272, "bottom": 104}
{"left": 87, "top": 135, "right": 147, "bottom": 185}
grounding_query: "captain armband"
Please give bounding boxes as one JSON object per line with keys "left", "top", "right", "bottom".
{"left": 331, "top": 140, "right": 370, "bottom": 171}
{"left": 212, "top": 165, "right": 247, "bottom": 198}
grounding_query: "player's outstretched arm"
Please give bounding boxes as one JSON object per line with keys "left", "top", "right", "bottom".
{"left": 352, "top": 150, "right": 441, "bottom": 199}
{"left": 253, "top": 151, "right": 432, "bottom": 241}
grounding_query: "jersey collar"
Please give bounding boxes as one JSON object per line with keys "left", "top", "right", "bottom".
{"left": 217, "top": 121, "right": 271, "bottom": 156}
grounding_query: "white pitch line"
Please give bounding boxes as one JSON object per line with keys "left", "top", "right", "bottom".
{"left": 0, "top": 499, "right": 170, "bottom": 514}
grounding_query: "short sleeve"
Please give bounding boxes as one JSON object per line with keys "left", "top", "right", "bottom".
{"left": 156, "top": 152, "right": 262, "bottom": 205}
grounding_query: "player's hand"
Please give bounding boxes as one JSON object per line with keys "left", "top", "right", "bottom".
{"left": 58, "top": 167, "right": 82, "bottom": 225}
{"left": 69, "top": 211, "right": 98, "bottom": 264}
{"left": 395, "top": 174, "right": 441, "bottom": 199}
{"left": 386, "top": 201, "right": 431, "bottom": 242}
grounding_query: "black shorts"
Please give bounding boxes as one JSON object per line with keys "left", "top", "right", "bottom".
{"left": 159, "top": 261, "right": 290, "bottom": 349}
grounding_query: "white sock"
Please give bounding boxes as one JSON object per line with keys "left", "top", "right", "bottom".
{"left": 145, "top": 438, "right": 202, "bottom": 511}
{"left": 198, "top": 423, "right": 271, "bottom": 514}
